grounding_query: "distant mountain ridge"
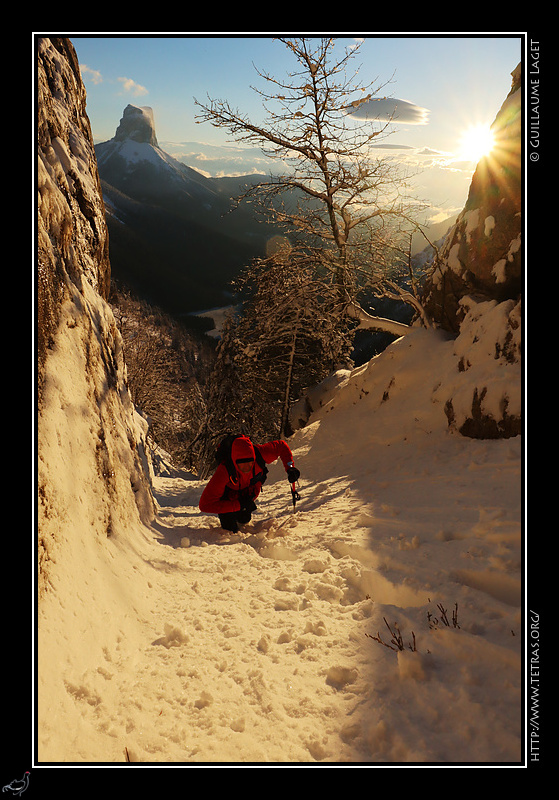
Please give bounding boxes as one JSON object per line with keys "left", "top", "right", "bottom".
{"left": 96, "top": 104, "right": 454, "bottom": 319}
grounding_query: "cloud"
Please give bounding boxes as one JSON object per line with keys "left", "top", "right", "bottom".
{"left": 369, "top": 143, "right": 415, "bottom": 150}
{"left": 348, "top": 97, "right": 430, "bottom": 125}
{"left": 80, "top": 64, "right": 103, "bottom": 85}
{"left": 161, "top": 141, "right": 273, "bottom": 178}
{"left": 117, "top": 77, "right": 149, "bottom": 97}
{"left": 417, "top": 147, "right": 446, "bottom": 157}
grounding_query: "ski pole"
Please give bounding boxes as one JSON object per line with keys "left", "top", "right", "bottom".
{"left": 291, "top": 482, "right": 301, "bottom": 509}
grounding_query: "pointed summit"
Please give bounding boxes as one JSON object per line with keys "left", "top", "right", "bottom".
{"left": 94, "top": 104, "right": 269, "bottom": 315}
{"left": 95, "top": 104, "right": 216, "bottom": 205}
{"left": 114, "top": 104, "right": 158, "bottom": 146}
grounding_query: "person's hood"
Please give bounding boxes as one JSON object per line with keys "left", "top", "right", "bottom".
{"left": 231, "top": 435, "right": 255, "bottom": 464}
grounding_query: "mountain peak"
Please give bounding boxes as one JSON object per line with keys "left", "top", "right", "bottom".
{"left": 114, "top": 104, "right": 158, "bottom": 146}
{"left": 96, "top": 104, "right": 214, "bottom": 199}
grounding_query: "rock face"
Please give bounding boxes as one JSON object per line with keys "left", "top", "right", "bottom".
{"left": 37, "top": 37, "right": 155, "bottom": 596}
{"left": 37, "top": 37, "right": 111, "bottom": 395}
{"left": 424, "top": 63, "right": 522, "bottom": 332}
{"left": 423, "top": 63, "right": 522, "bottom": 439}
{"left": 114, "top": 104, "right": 159, "bottom": 146}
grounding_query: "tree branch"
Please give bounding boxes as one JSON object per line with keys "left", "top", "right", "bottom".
{"left": 347, "top": 303, "right": 411, "bottom": 336}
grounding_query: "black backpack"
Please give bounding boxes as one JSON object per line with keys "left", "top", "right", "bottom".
{"left": 216, "top": 434, "right": 269, "bottom": 487}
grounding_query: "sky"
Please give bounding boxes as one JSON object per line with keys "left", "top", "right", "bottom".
{"left": 69, "top": 34, "right": 523, "bottom": 223}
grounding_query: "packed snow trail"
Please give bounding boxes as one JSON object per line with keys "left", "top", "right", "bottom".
{"left": 135, "top": 430, "right": 520, "bottom": 764}
{"left": 37, "top": 330, "right": 522, "bottom": 763}
{"left": 41, "top": 442, "right": 521, "bottom": 764}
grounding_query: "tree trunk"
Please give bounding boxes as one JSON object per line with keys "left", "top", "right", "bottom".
{"left": 280, "top": 325, "right": 299, "bottom": 439}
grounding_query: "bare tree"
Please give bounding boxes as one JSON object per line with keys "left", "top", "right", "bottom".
{"left": 195, "top": 36, "right": 428, "bottom": 331}
{"left": 193, "top": 244, "right": 351, "bottom": 477}
{"left": 111, "top": 288, "right": 214, "bottom": 471}
{"left": 234, "top": 248, "right": 352, "bottom": 438}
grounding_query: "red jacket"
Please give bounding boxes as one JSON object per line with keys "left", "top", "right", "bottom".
{"left": 199, "top": 439, "right": 295, "bottom": 515}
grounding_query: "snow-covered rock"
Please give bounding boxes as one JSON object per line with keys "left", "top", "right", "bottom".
{"left": 37, "top": 37, "right": 111, "bottom": 383}
{"left": 37, "top": 38, "right": 157, "bottom": 746}
{"left": 437, "top": 296, "right": 521, "bottom": 438}
{"left": 423, "top": 63, "right": 521, "bottom": 329}
{"left": 422, "top": 62, "right": 522, "bottom": 439}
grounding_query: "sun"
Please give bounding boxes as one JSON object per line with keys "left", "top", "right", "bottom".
{"left": 457, "top": 124, "right": 495, "bottom": 163}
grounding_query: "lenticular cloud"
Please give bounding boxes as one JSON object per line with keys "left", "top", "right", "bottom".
{"left": 349, "top": 97, "right": 430, "bottom": 125}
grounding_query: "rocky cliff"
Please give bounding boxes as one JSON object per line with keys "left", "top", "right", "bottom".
{"left": 37, "top": 37, "right": 155, "bottom": 598}
{"left": 423, "top": 63, "right": 522, "bottom": 332}
{"left": 37, "top": 37, "right": 110, "bottom": 392}
{"left": 113, "top": 104, "right": 159, "bottom": 146}
{"left": 422, "top": 63, "right": 522, "bottom": 439}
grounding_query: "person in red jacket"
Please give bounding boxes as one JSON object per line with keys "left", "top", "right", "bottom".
{"left": 199, "top": 435, "right": 300, "bottom": 533}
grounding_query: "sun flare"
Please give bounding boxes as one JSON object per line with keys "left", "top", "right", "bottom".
{"left": 457, "top": 124, "right": 495, "bottom": 163}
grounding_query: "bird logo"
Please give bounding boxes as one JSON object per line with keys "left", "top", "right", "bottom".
{"left": 2, "top": 772, "right": 30, "bottom": 797}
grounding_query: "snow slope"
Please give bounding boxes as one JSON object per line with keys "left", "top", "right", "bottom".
{"left": 37, "top": 326, "right": 523, "bottom": 765}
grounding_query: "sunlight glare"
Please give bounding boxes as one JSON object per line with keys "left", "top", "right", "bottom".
{"left": 457, "top": 124, "right": 495, "bottom": 163}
